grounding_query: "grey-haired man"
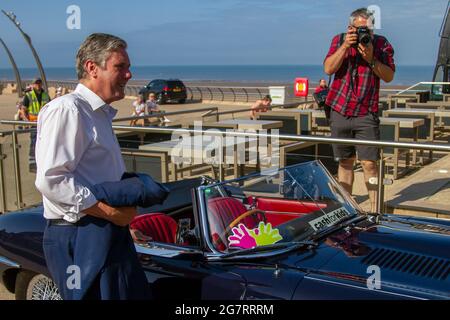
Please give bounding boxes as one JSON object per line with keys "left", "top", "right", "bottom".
{"left": 35, "top": 33, "right": 150, "bottom": 300}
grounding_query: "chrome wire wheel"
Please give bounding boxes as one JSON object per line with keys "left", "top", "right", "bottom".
{"left": 26, "top": 274, "right": 62, "bottom": 300}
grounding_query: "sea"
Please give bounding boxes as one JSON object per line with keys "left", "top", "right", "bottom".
{"left": 0, "top": 65, "right": 435, "bottom": 86}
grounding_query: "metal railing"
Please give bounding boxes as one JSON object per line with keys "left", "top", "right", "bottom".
{"left": 111, "top": 101, "right": 314, "bottom": 123}
{"left": 0, "top": 79, "right": 415, "bottom": 100}
{"left": 396, "top": 82, "right": 450, "bottom": 95}
{"left": 2, "top": 80, "right": 314, "bottom": 103}
{"left": 1, "top": 119, "right": 450, "bottom": 215}
{"left": 212, "top": 101, "right": 315, "bottom": 120}
{"left": 43, "top": 80, "right": 271, "bottom": 103}
{"left": 112, "top": 106, "right": 220, "bottom": 123}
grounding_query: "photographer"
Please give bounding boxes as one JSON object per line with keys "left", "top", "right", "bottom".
{"left": 323, "top": 8, "right": 395, "bottom": 212}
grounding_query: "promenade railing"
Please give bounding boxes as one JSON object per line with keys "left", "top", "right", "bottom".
{"left": 45, "top": 80, "right": 273, "bottom": 103}
{"left": 1, "top": 79, "right": 410, "bottom": 102}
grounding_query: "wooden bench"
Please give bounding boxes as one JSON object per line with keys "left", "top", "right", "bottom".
{"left": 257, "top": 110, "right": 312, "bottom": 135}
{"left": 383, "top": 109, "right": 435, "bottom": 163}
{"left": 380, "top": 117, "right": 424, "bottom": 179}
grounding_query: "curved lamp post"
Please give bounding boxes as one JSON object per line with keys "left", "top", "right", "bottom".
{"left": 2, "top": 10, "right": 48, "bottom": 91}
{"left": 0, "top": 37, "right": 24, "bottom": 97}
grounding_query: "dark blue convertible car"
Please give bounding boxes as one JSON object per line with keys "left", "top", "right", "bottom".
{"left": 0, "top": 161, "right": 449, "bottom": 300}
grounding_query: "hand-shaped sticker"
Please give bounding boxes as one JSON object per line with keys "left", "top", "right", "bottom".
{"left": 228, "top": 224, "right": 257, "bottom": 249}
{"left": 248, "top": 222, "right": 283, "bottom": 246}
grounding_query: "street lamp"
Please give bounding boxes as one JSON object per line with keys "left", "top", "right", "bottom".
{"left": 0, "top": 37, "right": 24, "bottom": 97}
{"left": 2, "top": 10, "right": 48, "bottom": 91}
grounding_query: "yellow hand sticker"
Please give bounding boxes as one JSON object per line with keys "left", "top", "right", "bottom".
{"left": 248, "top": 222, "right": 283, "bottom": 246}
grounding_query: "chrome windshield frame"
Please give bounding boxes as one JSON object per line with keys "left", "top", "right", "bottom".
{"left": 196, "top": 160, "right": 362, "bottom": 258}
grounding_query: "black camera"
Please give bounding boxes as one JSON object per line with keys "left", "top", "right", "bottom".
{"left": 356, "top": 27, "right": 371, "bottom": 46}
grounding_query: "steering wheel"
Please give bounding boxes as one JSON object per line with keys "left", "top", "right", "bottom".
{"left": 214, "top": 209, "right": 267, "bottom": 248}
{"left": 228, "top": 209, "right": 267, "bottom": 230}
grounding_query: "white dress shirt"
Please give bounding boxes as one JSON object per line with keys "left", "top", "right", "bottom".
{"left": 35, "top": 83, "right": 126, "bottom": 222}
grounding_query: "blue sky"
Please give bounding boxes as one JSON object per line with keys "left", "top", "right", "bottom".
{"left": 0, "top": 0, "right": 447, "bottom": 68}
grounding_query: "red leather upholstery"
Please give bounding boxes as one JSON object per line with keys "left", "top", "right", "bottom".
{"left": 207, "top": 197, "right": 260, "bottom": 250}
{"left": 256, "top": 198, "right": 328, "bottom": 227}
{"left": 208, "top": 197, "right": 259, "bottom": 229}
{"left": 256, "top": 198, "right": 327, "bottom": 214}
{"left": 130, "top": 213, "right": 177, "bottom": 243}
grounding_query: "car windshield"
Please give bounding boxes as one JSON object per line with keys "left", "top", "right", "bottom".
{"left": 200, "top": 161, "right": 364, "bottom": 253}
{"left": 167, "top": 81, "right": 185, "bottom": 88}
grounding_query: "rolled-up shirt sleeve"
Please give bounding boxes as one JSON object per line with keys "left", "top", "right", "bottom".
{"left": 35, "top": 103, "right": 98, "bottom": 221}
{"left": 380, "top": 37, "right": 395, "bottom": 72}
{"left": 324, "top": 34, "right": 341, "bottom": 63}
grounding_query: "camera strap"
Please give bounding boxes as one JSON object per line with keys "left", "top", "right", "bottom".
{"left": 348, "top": 36, "right": 377, "bottom": 113}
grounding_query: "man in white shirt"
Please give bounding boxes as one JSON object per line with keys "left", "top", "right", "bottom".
{"left": 35, "top": 33, "right": 150, "bottom": 300}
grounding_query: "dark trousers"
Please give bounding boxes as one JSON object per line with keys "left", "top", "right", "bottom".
{"left": 43, "top": 216, "right": 151, "bottom": 300}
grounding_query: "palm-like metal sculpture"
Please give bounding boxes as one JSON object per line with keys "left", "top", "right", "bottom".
{"left": 2, "top": 10, "right": 48, "bottom": 91}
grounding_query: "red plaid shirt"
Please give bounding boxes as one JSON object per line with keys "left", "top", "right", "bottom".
{"left": 324, "top": 34, "right": 395, "bottom": 117}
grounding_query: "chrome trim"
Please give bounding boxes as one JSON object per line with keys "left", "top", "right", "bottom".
{"left": 135, "top": 244, "right": 189, "bottom": 258}
{"left": 197, "top": 186, "right": 221, "bottom": 255}
{"left": 135, "top": 242, "right": 204, "bottom": 258}
{"left": 0, "top": 255, "right": 20, "bottom": 268}
{"left": 303, "top": 276, "right": 433, "bottom": 300}
{"left": 207, "top": 247, "right": 303, "bottom": 262}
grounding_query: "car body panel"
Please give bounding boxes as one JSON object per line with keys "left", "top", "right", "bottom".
{"left": 139, "top": 79, "right": 187, "bottom": 103}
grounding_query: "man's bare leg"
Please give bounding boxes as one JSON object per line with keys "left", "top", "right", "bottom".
{"left": 361, "top": 159, "right": 378, "bottom": 213}
{"left": 338, "top": 157, "right": 356, "bottom": 195}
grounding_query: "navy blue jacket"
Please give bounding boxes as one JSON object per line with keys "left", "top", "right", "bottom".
{"left": 89, "top": 172, "right": 169, "bottom": 208}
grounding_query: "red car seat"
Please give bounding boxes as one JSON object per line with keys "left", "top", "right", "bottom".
{"left": 207, "top": 197, "right": 261, "bottom": 250}
{"left": 130, "top": 213, "right": 177, "bottom": 243}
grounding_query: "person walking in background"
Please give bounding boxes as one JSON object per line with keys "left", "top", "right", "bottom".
{"left": 314, "top": 79, "right": 328, "bottom": 94}
{"left": 14, "top": 101, "right": 29, "bottom": 130}
{"left": 55, "top": 86, "right": 64, "bottom": 98}
{"left": 146, "top": 92, "right": 171, "bottom": 125}
{"left": 313, "top": 79, "right": 330, "bottom": 111}
{"left": 324, "top": 8, "right": 395, "bottom": 212}
{"left": 130, "top": 95, "right": 147, "bottom": 126}
{"left": 250, "top": 94, "right": 272, "bottom": 120}
{"left": 22, "top": 77, "right": 50, "bottom": 171}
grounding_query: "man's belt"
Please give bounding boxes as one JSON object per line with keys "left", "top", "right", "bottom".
{"left": 47, "top": 219, "right": 79, "bottom": 226}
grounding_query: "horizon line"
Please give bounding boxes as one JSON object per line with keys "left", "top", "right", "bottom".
{"left": 0, "top": 64, "right": 436, "bottom": 69}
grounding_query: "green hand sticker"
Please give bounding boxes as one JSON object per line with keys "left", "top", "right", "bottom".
{"left": 248, "top": 222, "right": 283, "bottom": 246}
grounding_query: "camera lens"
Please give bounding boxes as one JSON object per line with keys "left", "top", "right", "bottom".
{"left": 360, "top": 35, "right": 371, "bottom": 45}
{"left": 357, "top": 27, "right": 371, "bottom": 46}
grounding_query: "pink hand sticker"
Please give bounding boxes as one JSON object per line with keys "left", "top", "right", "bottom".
{"left": 228, "top": 224, "right": 257, "bottom": 249}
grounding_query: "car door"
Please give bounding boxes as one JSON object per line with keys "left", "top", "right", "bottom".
{"left": 133, "top": 185, "right": 248, "bottom": 300}
{"left": 135, "top": 243, "right": 206, "bottom": 299}
{"left": 135, "top": 242, "right": 247, "bottom": 299}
